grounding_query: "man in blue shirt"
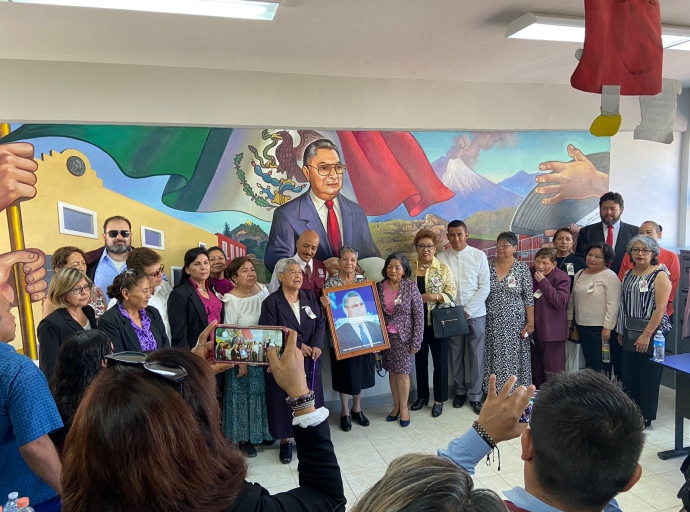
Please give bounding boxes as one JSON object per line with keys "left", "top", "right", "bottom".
{"left": 0, "top": 293, "right": 63, "bottom": 511}
{"left": 438, "top": 371, "right": 644, "bottom": 512}
{"left": 85, "top": 215, "right": 133, "bottom": 294}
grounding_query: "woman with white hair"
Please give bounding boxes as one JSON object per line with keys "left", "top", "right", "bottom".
{"left": 259, "top": 257, "right": 326, "bottom": 464}
{"left": 617, "top": 234, "right": 672, "bottom": 428}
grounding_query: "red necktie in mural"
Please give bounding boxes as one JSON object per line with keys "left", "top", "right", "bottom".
{"left": 325, "top": 200, "right": 342, "bottom": 257}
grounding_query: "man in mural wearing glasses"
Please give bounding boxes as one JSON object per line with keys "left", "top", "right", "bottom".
{"left": 85, "top": 215, "right": 134, "bottom": 294}
{"left": 265, "top": 138, "right": 380, "bottom": 274}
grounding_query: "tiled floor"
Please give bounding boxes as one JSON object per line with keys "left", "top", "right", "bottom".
{"left": 246, "top": 385, "right": 688, "bottom": 511}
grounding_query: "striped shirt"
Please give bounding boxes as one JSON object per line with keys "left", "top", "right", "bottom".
{"left": 618, "top": 269, "right": 671, "bottom": 334}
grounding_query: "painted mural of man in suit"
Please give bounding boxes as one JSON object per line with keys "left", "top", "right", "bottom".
{"left": 265, "top": 139, "right": 380, "bottom": 273}
{"left": 335, "top": 291, "right": 384, "bottom": 353}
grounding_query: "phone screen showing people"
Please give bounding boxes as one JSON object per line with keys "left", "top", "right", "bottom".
{"left": 519, "top": 391, "right": 538, "bottom": 423}
{"left": 213, "top": 325, "right": 286, "bottom": 365}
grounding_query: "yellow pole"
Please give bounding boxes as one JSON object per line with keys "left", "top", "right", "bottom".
{"left": 0, "top": 123, "right": 37, "bottom": 359}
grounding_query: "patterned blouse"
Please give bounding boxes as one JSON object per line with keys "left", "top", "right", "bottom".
{"left": 618, "top": 268, "right": 672, "bottom": 335}
{"left": 410, "top": 257, "right": 457, "bottom": 326}
{"left": 117, "top": 303, "right": 158, "bottom": 351}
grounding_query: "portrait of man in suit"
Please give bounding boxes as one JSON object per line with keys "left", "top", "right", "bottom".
{"left": 265, "top": 138, "right": 380, "bottom": 273}
{"left": 335, "top": 291, "right": 384, "bottom": 353}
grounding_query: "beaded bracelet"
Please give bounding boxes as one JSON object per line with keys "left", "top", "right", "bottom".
{"left": 290, "top": 398, "right": 316, "bottom": 412}
{"left": 286, "top": 390, "right": 315, "bottom": 408}
{"left": 473, "top": 420, "right": 501, "bottom": 471}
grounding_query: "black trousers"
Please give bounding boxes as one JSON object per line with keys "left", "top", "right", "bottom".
{"left": 621, "top": 349, "right": 663, "bottom": 420}
{"left": 578, "top": 325, "right": 609, "bottom": 375}
{"left": 414, "top": 324, "right": 449, "bottom": 403}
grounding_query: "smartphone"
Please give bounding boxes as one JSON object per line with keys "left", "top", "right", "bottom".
{"left": 213, "top": 325, "right": 287, "bottom": 365}
{"left": 519, "top": 390, "right": 538, "bottom": 423}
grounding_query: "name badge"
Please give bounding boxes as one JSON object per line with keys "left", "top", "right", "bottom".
{"left": 639, "top": 279, "right": 649, "bottom": 293}
{"left": 507, "top": 275, "right": 517, "bottom": 288}
{"left": 587, "top": 282, "right": 595, "bottom": 293}
{"left": 303, "top": 306, "right": 317, "bottom": 319}
{"left": 215, "top": 291, "right": 230, "bottom": 303}
{"left": 318, "top": 268, "right": 325, "bottom": 278}
{"left": 566, "top": 263, "right": 574, "bottom": 276}
{"left": 394, "top": 297, "right": 402, "bottom": 306}
{"left": 533, "top": 290, "right": 543, "bottom": 299}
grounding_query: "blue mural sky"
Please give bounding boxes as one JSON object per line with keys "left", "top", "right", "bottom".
{"left": 11, "top": 125, "right": 610, "bottom": 236}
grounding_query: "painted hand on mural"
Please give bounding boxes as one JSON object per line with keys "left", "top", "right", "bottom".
{"left": 0, "top": 249, "right": 47, "bottom": 305}
{"left": 0, "top": 142, "right": 39, "bottom": 211}
{"left": 534, "top": 145, "right": 608, "bottom": 205}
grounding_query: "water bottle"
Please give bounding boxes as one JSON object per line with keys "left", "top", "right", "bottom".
{"left": 653, "top": 330, "right": 665, "bottom": 362}
{"left": 16, "top": 497, "right": 34, "bottom": 512}
{"left": 3, "top": 492, "right": 18, "bottom": 512}
{"left": 602, "top": 338, "right": 611, "bottom": 363}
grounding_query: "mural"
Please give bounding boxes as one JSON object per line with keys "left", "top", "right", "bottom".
{"left": 0, "top": 124, "right": 610, "bottom": 355}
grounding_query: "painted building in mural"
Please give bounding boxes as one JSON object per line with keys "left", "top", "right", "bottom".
{"left": 0, "top": 125, "right": 611, "bottom": 351}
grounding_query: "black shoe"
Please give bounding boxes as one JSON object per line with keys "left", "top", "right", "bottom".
{"left": 239, "top": 442, "right": 257, "bottom": 458}
{"left": 411, "top": 398, "right": 428, "bottom": 411}
{"left": 262, "top": 439, "right": 275, "bottom": 446}
{"left": 470, "top": 401, "right": 482, "bottom": 415}
{"left": 431, "top": 403, "right": 443, "bottom": 417}
{"left": 340, "top": 415, "right": 352, "bottom": 432}
{"left": 351, "top": 409, "right": 370, "bottom": 427}
{"left": 279, "top": 441, "right": 292, "bottom": 464}
{"left": 644, "top": 419, "right": 652, "bottom": 429}
{"left": 452, "top": 395, "right": 467, "bottom": 408}
{"left": 386, "top": 412, "right": 400, "bottom": 422}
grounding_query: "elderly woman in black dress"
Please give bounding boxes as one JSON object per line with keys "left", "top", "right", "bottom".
{"left": 259, "top": 258, "right": 325, "bottom": 464}
{"left": 319, "top": 247, "right": 375, "bottom": 432}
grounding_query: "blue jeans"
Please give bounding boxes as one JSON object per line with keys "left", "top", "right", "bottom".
{"left": 34, "top": 496, "right": 61, "bottom": 512}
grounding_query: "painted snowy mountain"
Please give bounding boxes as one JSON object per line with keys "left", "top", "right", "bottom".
{"left": 498, "top": 170, "right": 543, "bottom": 197}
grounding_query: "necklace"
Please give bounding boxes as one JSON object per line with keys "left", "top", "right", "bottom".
{"left": 419, "top": 262, "right": 431, "bottom": 270}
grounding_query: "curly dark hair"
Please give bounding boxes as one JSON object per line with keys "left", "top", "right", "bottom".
{"left": 50, "top": 330, "right": 113, "bottom": 434}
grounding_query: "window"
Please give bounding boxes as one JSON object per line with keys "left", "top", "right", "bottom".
{"left": 230, "top": 245, "right": 235, "bottom": 259}
{"left": 141, "top": 225, "right": 165, "bottom": 250}
{"left": 199, "top": 242, "right": 207, "bottom": 249}
{"left": 222, "top": 241, "right": 228, "bottom": 257}
{"left": 58, "top": 202, "right": 98, "bottom": 238}
{"left": 170, "top": 266, "right": 183, "bottom": 287}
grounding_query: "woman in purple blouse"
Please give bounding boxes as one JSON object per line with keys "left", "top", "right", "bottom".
{"left": 208, "top": 246, "right": 235, "bottom": 296}
{"left": 98, "top": 269, "right": 170, "bottom": 352}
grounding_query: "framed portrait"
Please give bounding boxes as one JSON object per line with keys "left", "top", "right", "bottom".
{"left": 323, "top": 281, "right": 390, "bottom": 360}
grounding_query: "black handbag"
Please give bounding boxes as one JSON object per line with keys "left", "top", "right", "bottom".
{"left": 431, "top": 302, "right": 469, "bottom": 339}
{"left": 622, "top": 316, "right": 654, "bottom": 356}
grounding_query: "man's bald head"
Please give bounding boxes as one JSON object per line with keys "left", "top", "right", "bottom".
{"left": 297, "top": 230, "right": 320, "bottom": 263}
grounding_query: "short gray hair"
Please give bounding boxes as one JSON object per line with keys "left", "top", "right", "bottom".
{"left": 303, "top": 139, "right": 340, "bottom": 167}
{"left": 626, "top": 235, "right": 660, "bottom": 264}
{"left": 275, "top": 258, "right": 300, "bottom": 276}
{"left": 339, "top": 246, "right": 358, "bottom": 259}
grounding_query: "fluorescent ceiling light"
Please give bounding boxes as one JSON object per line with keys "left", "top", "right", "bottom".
{"left": 5, "top": 0, "right": 280, "bottom": 20}
{"left": 506, "top": 13, "right": 690, "bottom": 50}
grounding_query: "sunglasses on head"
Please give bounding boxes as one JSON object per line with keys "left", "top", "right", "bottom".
{"left": 107, "top": 230, "right": 131, "bottom": 238}
{"left": 105, "top": 351, "right": 188, "bottom": 396}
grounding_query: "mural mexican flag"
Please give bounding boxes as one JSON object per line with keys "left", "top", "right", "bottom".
{"left": 0, "top": 125, "right": 453, "bottom": 221}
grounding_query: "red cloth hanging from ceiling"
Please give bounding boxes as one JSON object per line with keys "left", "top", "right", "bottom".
{"left": 571, "top": 0, "right": 663, "bottom": 96}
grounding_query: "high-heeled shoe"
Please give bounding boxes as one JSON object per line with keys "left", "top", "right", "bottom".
{"left": 644, "top": 419, "right": 652, "bottom": 429}
{"left": 410, "top": 398, "right": 428, "bottom": 411}
{"left": 400, "top": 417, "right": 410, "bottom": 427}
{"left": 432, "top": 403, "right": 443, "bottom": 417}
{"left": 386, "top": 412, "right": 400, "bottom": 422}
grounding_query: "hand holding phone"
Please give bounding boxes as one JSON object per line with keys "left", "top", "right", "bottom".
{"left": 213, "top": 325, "right": 287, "bottom": 365}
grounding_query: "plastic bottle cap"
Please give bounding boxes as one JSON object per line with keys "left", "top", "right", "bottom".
{"left": 8, "top": 493, "right": 17, "bottom": 500}
{"left": 17, "top": 498, "right": 29, "bottom": 508}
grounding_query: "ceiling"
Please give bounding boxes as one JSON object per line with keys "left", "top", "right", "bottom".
{"left": 2, "top": 0, "right": 690, "bottom": 85}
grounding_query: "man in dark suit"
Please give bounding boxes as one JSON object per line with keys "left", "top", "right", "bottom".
{"left": 575, "top": 191, "right": 638, "bottom": 378}
{"left": 265, "top": 139, "right": 380, "bottom": 273}
{"left": 335, "top": 292, "right": 384, "bottom": 352}
{"left": 575, "top": 192, "right": 638, "bottom": 275}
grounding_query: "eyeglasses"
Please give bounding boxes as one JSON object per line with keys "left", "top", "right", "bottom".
{"left": 631, "top": 248, "right": 652, "bottom": 254}
{"left": 307, "top": 163, "right": 347, "bottom": 176}
{"left": 106, "top": 230, "right": 131, "bottom": 238}
{"left": 105, "top": 351, "right": 188, "bottom": 396}
{"left": 496, "top": 244, "right": 514, "bottom": 249}
{"left": 70, "top": 283, "right": 93, "bottom": 296}
{"left": 417, "top": 244, "right": 435, "bottom": 250}
{"left": 146, "top": 264, "right": 165, "bottom": 278}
